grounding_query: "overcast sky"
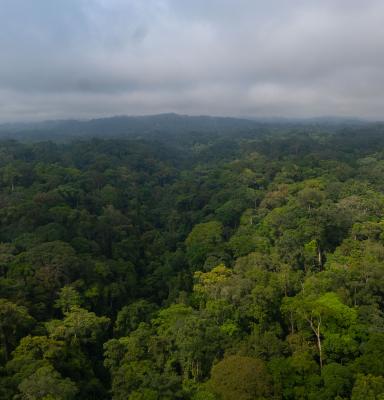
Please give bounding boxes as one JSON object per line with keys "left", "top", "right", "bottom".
{"left": 1, "top": 0, "right": 384, "bottom": 122}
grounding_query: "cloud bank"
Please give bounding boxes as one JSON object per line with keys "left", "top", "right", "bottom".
{"left": 1, "top": 0, "right": 384, "bottom": 121}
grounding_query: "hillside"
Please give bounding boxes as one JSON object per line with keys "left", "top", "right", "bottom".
{"left": 0, "top": 114, "right": 265, "bottom": 141}
{"left": 0, "top": 113, "right": 373, "bottom": 142}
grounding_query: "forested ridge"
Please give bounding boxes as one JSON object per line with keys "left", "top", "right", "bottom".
{"left": 1, "top": 126, "right": 384, "bottom": 399}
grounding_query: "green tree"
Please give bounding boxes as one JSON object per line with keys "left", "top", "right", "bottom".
{"left": 282, "top": 292, "right": 357, "bottom": 368}
{"left": 185, "top": 221, "right": 224, "bottom": 268}
{"left": 351, "top": 374, "right": 384, "bottom": 400}
{"left": 0, "top": 299, "right": 34, "bottom": 362}
{"left": 209, "top": 355, "right": 272, "bottom": 400}
{"left": 18, "top": 365, "right": 78, "bottom": 400}
{"left": 55, "top": 285, "right": 82, "bottom": 313}
{"left": 114, "top": 300, "right": 157, "bottom": 336}
{"left": 46, "top": 306, "right": 110, "bottom": 346}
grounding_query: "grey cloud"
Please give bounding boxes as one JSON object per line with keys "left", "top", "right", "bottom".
{"left": 1, "top": 0, "right": 384, "bottom": 121}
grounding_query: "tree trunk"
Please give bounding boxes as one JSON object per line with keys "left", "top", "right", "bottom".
{"left": 318, "top": 247, "right": 323, "bottom": 269}
{"left": 308, "top": 317, "right": 323, "bottom": 369}
{"left": 316, "top": 324, "right": 323, "bottom": 369}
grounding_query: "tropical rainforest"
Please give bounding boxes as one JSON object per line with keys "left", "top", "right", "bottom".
{"left": 1, "top": 117, "right": 384, "bottom": 399}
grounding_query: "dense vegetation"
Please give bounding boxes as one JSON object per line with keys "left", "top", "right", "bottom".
{"left": 1, "top": 123, "right": 384, "bottom": 399}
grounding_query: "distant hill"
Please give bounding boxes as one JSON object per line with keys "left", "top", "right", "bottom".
{"left": 0, "top": 113, "right": 264, "bottom": 141}
{"left": 0, "top": 113, "right": 374, "bottom": 142}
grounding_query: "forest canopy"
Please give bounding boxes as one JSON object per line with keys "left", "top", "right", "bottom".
{"left": 1, "top": 123, "right": 384, "bottom": 399}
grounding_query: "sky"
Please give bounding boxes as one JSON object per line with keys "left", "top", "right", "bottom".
{"left": 1, "top": 0, "right": 384, "bottom": 122}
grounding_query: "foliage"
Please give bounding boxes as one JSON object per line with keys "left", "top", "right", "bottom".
{"left": 209, "top": 355, "right": 272, "bottom": 400}
{"left": 1, "top": 126, "right": 384, "bottom": 398}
